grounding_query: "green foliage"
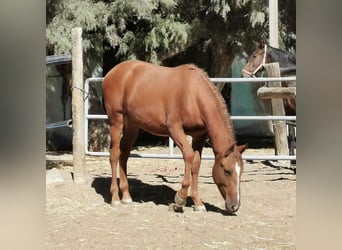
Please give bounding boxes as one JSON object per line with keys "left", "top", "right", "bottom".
{"left": 106, "top": 0, "right": 189, "bottom": 63}
{"left": 207, "top": 0, "right": 231, "bottom": 21}
{"left": 46, "top": 0, "right": 108, "bottom": 55}
{"left": 46, "top": 0, "right": 295, "bottom": 66}
{"left": 46, "top": 0, "right": 189, "bottom": 64}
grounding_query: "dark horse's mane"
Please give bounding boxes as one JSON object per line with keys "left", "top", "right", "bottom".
{"left": 268, "top": 46, "right": 296, "bottom": 67}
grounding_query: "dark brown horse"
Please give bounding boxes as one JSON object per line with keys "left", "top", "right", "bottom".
{"left": 102, "top": 60, "right": 247, "bottom": 214}
{"left": 242, "top": 41, "right": 296, "bottom": 115}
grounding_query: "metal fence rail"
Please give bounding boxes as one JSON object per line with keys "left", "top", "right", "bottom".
{"left": 46, "top": 119, "right": 72, "bottom": 129}
{"left": 84, "top": 77, "right": 296, "bottom": 160}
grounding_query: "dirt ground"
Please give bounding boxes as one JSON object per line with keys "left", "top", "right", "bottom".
{"left": 46, "top": 146, "right": 296, "bottom": 249}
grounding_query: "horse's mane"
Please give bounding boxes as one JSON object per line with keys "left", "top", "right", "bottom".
{"left": 268, "top": 46, "right": 296, "bottom": 67}
{"left": 186, "top": 64, "right": 235, "bottom": 139}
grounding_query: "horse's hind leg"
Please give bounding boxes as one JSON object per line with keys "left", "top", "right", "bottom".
{"left": 191, "top": 135, "right": 207, "bottom": 212}
{"left": 108, "top": 113, "right": 124, "bottom": 206}
{"left": 118, "top": 121, "right": 139, "bottom": 204}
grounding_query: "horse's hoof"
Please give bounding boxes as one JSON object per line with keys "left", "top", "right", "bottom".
{"left": 174, "top": 192, "right": 186, "bottom": 207}
{"left": 168, "top": 203, "right": 184, "bottom": 213}
{"left": 121, "top": 198, "right": 133, "bottom": 205}
{"left": 193, "top": 205, "right": 207, "bottom": 212}
{"left": 111, "top": 200, "right": 121, "bottom": 206}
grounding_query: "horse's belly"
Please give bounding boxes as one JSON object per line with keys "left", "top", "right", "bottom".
{"left": 137, "top": 120, "right": 169, "bottom": 137}
{"left": 125, "top": 109, "right": 169, "bottom": 137}
{"left": 125, "top": 108, "right": 205, "bottom": 137}
{"left": 141, "top": 126, "right": 169, "bottom": 137}
{"left": 136, "top": 121, "right": 206, "bottom": 138}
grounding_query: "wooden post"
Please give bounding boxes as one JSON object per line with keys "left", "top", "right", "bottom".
{"left": 71, "top": 27, "right": 86, "bottom": 184}
{"left": 269, "top": 0, "right": 279, "bottom": 48}
{"left": 264, "top": 63, "right": 289, "bottom": 165}
{"left": 257, "top": 87, "right": 296, "bottom": 99}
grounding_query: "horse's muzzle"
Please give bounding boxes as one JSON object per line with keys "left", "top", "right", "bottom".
{"left": 225, "top": 202, "right": 240, "bottom": 214}
{"left": 225, "top": 195, "right": 240, "bottom": 214}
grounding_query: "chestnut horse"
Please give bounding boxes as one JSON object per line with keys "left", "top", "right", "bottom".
{"left": 102, "top": 60, "right": 247, "bottom": 214}
{"left": 242, "top": 41, "right": 296, "bottom": 115}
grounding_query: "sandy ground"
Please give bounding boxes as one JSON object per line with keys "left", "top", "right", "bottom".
{"left": 46, "top": 146, "right": 296, "bottom": 249}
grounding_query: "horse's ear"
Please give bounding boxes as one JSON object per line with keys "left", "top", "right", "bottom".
{"left": 223, "top": 143, "right": 235, "bottom": 157}
{"left": 260, "top": 38, "right": 268, "bottom": 48}
{"left": 236, "top": 143, "right": 248, "bottom": 154}
{"left": 252, "top": 40, "right": 260, "bottom": 49}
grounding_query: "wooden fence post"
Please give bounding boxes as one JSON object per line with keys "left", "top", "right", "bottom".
{"left": 257, "top": 86, "right": 296, "bottom": 99}
{"left": 71, "top": 27, "right": 86, "bottom": 184}
{"left": 264, "top": 63, "right": 289, "bottom": 165}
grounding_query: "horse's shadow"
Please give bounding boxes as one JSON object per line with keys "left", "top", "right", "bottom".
{"left": 91, "top": 177, "right": 176, "bottom": 206}
{"left": 91, "top": 177, "right": 232, "bottom": 216}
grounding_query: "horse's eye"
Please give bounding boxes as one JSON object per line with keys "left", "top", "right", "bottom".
{"left": 224, "top": 169, "right": 232, "bottom": 176}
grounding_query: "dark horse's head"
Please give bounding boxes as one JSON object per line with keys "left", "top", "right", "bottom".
{"left": 242, "top": 40, "right": 296, "bottom": 78}
{"left": 212, "top": 143, "right": 247, "bottom": 214}
{"left": 242, "top": 39, "right": 297, "bottom": 115}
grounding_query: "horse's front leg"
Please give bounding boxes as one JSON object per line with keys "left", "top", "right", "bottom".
{"left": 174, "top": 146, "right": 193, "bottom": 209}
{"left": 168, "top": 125, "right": 194, "bottom": 209}
{"left": 190, "top": 136, "right": 207, "bottom": 212}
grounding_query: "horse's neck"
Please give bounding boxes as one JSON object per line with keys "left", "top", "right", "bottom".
{"left": 268, "top": 47, "right": 296, "bottom": 67}
{"left": 197, "top": 73, "right": 236, "bottom": 156}
{"left": 206, "top": 113, "right": 235, "bottom": 156}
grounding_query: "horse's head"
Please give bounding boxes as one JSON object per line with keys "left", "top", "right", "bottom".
{"left": 242, "top": 40, "right": 296, "bottom": 78}
{"left": 242, "top": 40, "right": 269, "bottom": 78}
{"left": 212, "top": 143, "right": 247, "bottom": 214}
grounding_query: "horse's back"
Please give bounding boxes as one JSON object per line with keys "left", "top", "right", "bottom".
{"left": 102, "top": 60, "right": 149, "bottom": 96}
{"left": 103, "top": 60, "right": 188, "bottom": 92}
{"left": 103, "top": 61, "right": 194, "bottom": 108}
{"left": 102, "top": 60, "right": 208, "bottom": 135}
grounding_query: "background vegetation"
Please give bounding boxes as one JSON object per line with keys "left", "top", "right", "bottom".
{"left": 46, "top": 0, "right": 296, "bottom": 77}
{"left": 46, "top": 0, "right": 296, "bottom": 150}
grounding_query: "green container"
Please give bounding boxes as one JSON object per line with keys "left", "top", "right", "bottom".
{"left": 230, "top": 56, "right": 273, "bottom": 136}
